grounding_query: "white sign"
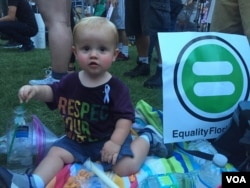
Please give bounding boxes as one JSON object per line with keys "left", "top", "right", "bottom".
{"left": 159, "top": 32, "right": 250, "bottom": 143}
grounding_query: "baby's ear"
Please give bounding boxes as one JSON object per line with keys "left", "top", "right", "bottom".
{"left": 72, "top": 46, "right": 77, "bottom": 56}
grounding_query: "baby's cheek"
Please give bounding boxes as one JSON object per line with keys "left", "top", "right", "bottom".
{"left": 102, "top": 55, "right": 114, "bottom": 64}
{"left": 77, "top": 54, "right": 88, "bottom": 62}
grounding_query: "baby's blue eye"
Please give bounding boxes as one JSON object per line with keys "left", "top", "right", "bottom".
{"left": 99, "top": 46, "right": 107, "bottom": 52}
{"left": 83, "top": 46, "right": 90, "bottom": 51}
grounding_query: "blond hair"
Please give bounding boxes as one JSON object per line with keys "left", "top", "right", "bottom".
{"left": 73, "top": 16, "right": 118, "bottom": 46}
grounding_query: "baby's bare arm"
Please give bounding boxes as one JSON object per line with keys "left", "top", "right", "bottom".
{"left": 18, "top": 85, "right": 53, "bottom": 103}
{"left": 101, "top": 119, "right": 132, "bottom": 164}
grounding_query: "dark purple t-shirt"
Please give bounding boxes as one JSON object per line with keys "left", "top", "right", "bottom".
{"left": 47, "top": 72, "right": 135, "bottom": 143}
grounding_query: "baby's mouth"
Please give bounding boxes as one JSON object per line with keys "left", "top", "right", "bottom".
{"left": 89, "top": 62, "right": 99, "bottom": 67}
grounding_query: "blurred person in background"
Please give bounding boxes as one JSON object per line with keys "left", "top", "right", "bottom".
{"left": 146, "top": 0, "right": 184, "bottom": 88}
{"left": 29, "top": 0, "right": 73, "bottom": 85}
{"left": 210, "top": 0, "right": 250, "bottom": 43}
{"left": 124, "top": 0, "right": 172, "bottom": 89}
{"left": 0, "top": 0, "right": 38, "bottom": 51}
{"left": 109, "top": 0, "right": 130, "bottom": 61}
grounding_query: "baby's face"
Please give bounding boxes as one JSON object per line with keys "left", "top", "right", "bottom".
{"left": 73, "top": 27, "right": 119, "bottom": 76}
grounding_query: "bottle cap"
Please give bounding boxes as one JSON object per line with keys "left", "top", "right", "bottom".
{"left": 212, "top": 153, "right": 228, "bottom": 167}
{"left": 14, "top": 105, "right": 26, "bottom": 114}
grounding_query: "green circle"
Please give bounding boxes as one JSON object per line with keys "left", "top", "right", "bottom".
{"left": 182, "top": 44, "right": 243, "bottom": 113}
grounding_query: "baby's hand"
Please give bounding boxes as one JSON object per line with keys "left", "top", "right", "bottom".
{"left": 101, "top": 140, "right": 121, "bottom": 165}
{"left": 18, "top": 85, "right": 37, "bottom": 103}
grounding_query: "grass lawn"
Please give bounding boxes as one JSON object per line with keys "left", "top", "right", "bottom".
{"left": 0, "top": 39, "right": 163, "bottom": 155}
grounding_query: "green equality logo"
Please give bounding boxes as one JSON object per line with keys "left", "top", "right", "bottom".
{"left": 174, "top": 35, "right": 249, "bottom": 121}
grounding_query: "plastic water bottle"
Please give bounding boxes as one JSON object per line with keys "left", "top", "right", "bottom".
{"left": 6, "top": 105, "right": 33, "bottom": 173}
{"left": 187, "top": 139, "right": 228, "bottom": 188}
{"left": 198, "top": 161, "right": 223, "bottom": 188}
{"left": 187, "top": 140, "right": 228, "bottom": 165}
{"left": 187, "top": 139, "right": 219, "bottom": 166}
{"left": 198, "top": 151, "right": 229, "bottom": 188}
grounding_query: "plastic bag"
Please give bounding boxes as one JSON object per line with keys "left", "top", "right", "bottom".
{"left": 0, "top": 115, "right": 58, "bottom": 165}
{"left": 32, "top": 115, "right": 58, "bottom": 164}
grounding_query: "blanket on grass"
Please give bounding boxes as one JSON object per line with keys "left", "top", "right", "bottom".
{"left": 46, "top": 144, "right": 236, "bottom": 188}
{"left": 45, "top": 100, "right": 236, "bottom": 188}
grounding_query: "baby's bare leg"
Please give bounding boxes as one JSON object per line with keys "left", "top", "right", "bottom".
{"left": 34, "top": 146, "right": 75, "bottom": 185}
